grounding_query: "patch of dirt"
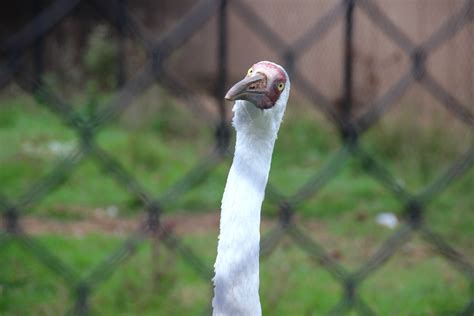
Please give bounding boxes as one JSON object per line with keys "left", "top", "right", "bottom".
{"left": 1, "top": 210, "right": 287, "bottom": 237}
{"left": 1, "top": 211, "right": 441, "bottom": 263}
{"left": 1, "top": 212, "right": 224, "bottom": 237}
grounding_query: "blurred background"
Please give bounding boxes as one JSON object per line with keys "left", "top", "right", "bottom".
{"left": 0, "top": 0, "right": 473, "bottom": 315}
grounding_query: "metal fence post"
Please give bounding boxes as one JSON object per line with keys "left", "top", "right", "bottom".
{"left": 33, "top": 0, "right": 44, "bottom": 87}
{"left": 342, "top": 0, "right": 355, "bottom": 141}
{"left": 216, "top": 0, "right": 230, "bottom": 152}
{"left": 117, "top": 0, "right": 127, "bottom": 88}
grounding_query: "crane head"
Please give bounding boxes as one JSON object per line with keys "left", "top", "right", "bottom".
{"left": 225, "top": 61, "right": 289, "bottom": 110}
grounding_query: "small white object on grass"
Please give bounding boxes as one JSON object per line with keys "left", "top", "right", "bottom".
{"left": 47, "top": 140, "right": 75, "bottom": 156}
{"left": 376, "top": 212, "right": 398, "bottom": 229}
{"left": 106, "top": 205, "right": 118, "bottom": 217}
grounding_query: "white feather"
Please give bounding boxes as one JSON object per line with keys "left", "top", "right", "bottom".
{"left": 212, "top": 63, "right": 290, "bottom": 316}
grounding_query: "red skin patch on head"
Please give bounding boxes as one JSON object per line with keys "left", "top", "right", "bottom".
{"left": 251, "top": 61, "right": 287, "bottom": 107}
{"left": 254, "top": 61, "right": 287, "bottom": 82}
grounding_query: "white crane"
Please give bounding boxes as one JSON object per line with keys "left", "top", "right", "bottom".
{"left": 212, "top": 61, "right": 290, "bottom": 315}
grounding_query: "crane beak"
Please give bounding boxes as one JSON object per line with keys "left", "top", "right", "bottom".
{"left": 225, "top": 73, "right": 267, "bottom": 104}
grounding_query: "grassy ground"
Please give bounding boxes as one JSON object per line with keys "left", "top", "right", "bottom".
{"left": 0, "top": 231, "right": 471, "bottom": 315}
{"left": 0, "top": 90, "right": 473, "bottom": 315}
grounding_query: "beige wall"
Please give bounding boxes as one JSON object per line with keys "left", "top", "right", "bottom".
{"left": 161, "top": 0, "right": 472, "bottom": 117}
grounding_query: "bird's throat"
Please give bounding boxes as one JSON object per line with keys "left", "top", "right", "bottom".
{"left": 212, "top": 118, "right": 279, "bottom": 315}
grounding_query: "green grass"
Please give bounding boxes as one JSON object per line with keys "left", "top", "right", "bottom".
{"left": 0, "top": 91, "right": 473, "bottom": 314}
{"left": 0, "top": 233, "right": 471, "bottom": 315}
{"left": 0, "top": 93, "right": 471, "bottom": 219}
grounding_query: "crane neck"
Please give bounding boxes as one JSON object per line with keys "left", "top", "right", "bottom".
{"left": 212, "top": 100, "right": 285, "bottom": 316}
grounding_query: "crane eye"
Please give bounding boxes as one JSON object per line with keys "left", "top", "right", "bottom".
{"left": 247, "top": 68, "right": 253, "bottom": 76}
{"left": 277, "top": 82, "right": 285, "bottom": 91}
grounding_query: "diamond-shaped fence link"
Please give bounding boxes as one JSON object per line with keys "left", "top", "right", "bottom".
{"left": 0, "top": 0, "right": 473, "bottom": 315}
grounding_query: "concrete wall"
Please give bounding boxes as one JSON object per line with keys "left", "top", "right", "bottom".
{"left": 158, "top": 0, "right": 473, "bottom": 116}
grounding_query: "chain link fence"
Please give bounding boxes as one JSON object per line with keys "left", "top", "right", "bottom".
{"left": 0, "top": 0, "right": 473, "bottom": 315}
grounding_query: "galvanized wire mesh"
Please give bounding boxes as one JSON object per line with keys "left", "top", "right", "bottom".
{"left": 0, "top": 0, "right": 473, "bottom": 315}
